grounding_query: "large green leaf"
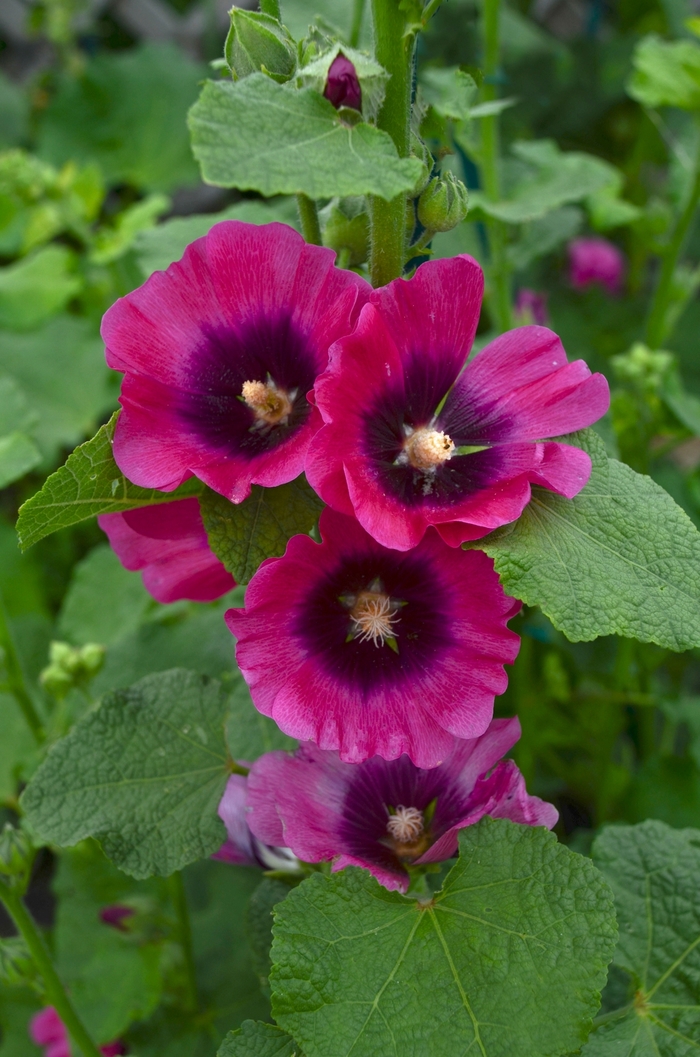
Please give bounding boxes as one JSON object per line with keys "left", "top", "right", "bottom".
{"left": 270, "top": 819, "right": 617, "bottom": 1057}
{"left": 470, "top": 429, "right": 700, "bottom": 650}
{"left": 583, "top": 821, "right": 700, "bottom": 1056}
{"left": 200, "top": 478, "right": 323, "bottom": 585}
{"left": 21, "top": 669, "right": 231, "bottom": 878}
{"left": 0, "top": 432, "right": 40, "bottom": 489}
{"left": 188, "top": 75, "right": 422, "bottom": 200}
{"left": 37, "top": 44, "right": 205, "bottom": 193}
{"left": 0, "top": 246, "right": 81, "bottom": 331}
{"left": 218, "top": 1021, "right": 300, "bottom": 1057}
{"left": 16, "top": 413, "right": 202, "bottom": 551}
{"left": 57, "top": 544, "right": 151, "bottom": 647}
{"left": 627, "top": 34, "right": 700, "bottom": 110}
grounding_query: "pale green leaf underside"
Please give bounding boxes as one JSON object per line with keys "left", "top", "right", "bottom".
{"left": 16, "top": 412, "right": 202, "bottom": 551}
{"left": 471, "top": 429, "right": 700, "bottom": 650}
{"left": 218, "top": 1020, "right": 300, "bottom": 1057}
{"left": 200, "top": 478, "right": 323, "bottom": 585}
{"left": 21, "top": 669, "right": 230, "bottom": 878}
{"left": 188, "top": 75, "right": 422, "bottom": 200}
{"left": 583, "top": 821, "right": 700, "bottom": 1056}
{"left": 270, "top": 818, "right": 617, "bottom": 1057}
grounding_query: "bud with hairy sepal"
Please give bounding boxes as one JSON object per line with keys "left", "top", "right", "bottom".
{"left": 40, "top": 640, "right": 106, "bottom": 700}
{"left": 417, "top": 172, "right": 469, "bottom": 233}
{"left": 225, "top": 10, "right": 296, "bottom": 84}
{"left": 321, "top": 197, "right": 369, "bottom": 266}
{"left": 0, "top": 824, "right": 34, "bottom": 894}
{"left": 298, "top": 44, "right": 389, "bottom": 122}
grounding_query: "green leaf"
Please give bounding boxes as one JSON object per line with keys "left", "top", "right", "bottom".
{"left": 468, "top": 140, "right": 616, "bottom": 223}
{"left": 21, "top": 669, "right": 231, "bottom": 878}
{"left": 219, "top": 1021, "right": 300, "bottom": 1057}
{"left": 188, "top": 75, "right": 422, "bottom": 200}
{"left": 0, "top": 316, "right": 112, "bottom": 462}
{"left": 226, "top": 680, "right": 297, "bottom": 762}
{"left": 57, "top": 544, "right": 151, "bottom": 647}
{"left": 89, "top": 193, "right": 171, "bottom": 266}
{"left": 270, "top": 818, "right": 617, "bottom": 1057}
{"left": 0, "top": 432, "right": 40, "bottom": 489}
{"left": 0, "top": 694, "right": 36, "bottom": 802}
{"left": 246, "top": 879, "right": 296, "bottom": 993}
{"left": 37, "top": 44, "right": 205, "bottom": 193}
{"left": 16, "top": 413, "right": 202, "bottom": 551}
{"left": 0, "top": 74, "right": 29, "bottom": 150}
{"left": 0, "top": 246, "right": 81, "bottom": 331}
{"left": 627, "top": 34, "right": 700, "bottom": 110}
{"left": 583, "top": 821, "right": 700, "bottom": 1056}
{"left": 134, "top": 199, "right": 299, "bottom": 279}
{"left": 200, "top": 477, "right": 324, "bottom": 585}
{"left": 507, "top": 205, "right": 583, "bottom": 271}
{"left": 420, "top": 67, "right": 478, "bottom": 120}
{"left": 470, "top": 428, "right": 700, "bottom": 650}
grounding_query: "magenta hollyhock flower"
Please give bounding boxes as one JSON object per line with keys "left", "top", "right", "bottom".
{"left": 514, "top": 287, "right": 549, "bottom": 326}
{"left": 324, "top": 53, "right": 362, "bottom": 111}
{"left": 247, "top": 718, "right": 557, "bottom": 893}
{"left": 99, "top": 904, "right": 135, "bottom": 932}
{"left": 30, "top": 1008, "right": 126, "bottom": 1057}
{"left": 102, "top": 221, "right": 370, "bottom": 504}
{"left": 568, "top": 237, "right": 624, "bottom": 294}
{"left": 214, "top": 773, "right": 299, "bottom": 871}
{"left": 98, "top": 498, "right": 234, "bottom": 604}
{"left": 306, "top": 255, "right": 610, "bottom": 551}
{"left": 226, "top": 508, "right": 520, "bottom": 767}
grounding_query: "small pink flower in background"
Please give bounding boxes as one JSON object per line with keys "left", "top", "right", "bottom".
{"left": 568, "top": 237, "right": 625, "bottom": 294}
{"left": 306, "top": 254, "right": 610, "bottom": 552}
{"left": 98, "top": 498, "right": 234, "bottom": 604}
{"left": 246, "top": 718, "right": 557, "bottom": 893}
{"left": 29, "top": 1008, "right": 126, "bottom": 1057}
{"left": 324, "top": 53, "right": 362, "bottom": 111}
{"left": 227, "top": 507, "right": 520, "bottom": 768}
{"left": 99, "top": 904, "right": 135, "bottom": 932}
{"left": 214, "top": 773, "right": 298, "bottom": 871}
{"left": 514, "top": 288, "right": 549, "bottom": 326}
{"left": 102, "top": 221, "right": 370, "bottom": 504}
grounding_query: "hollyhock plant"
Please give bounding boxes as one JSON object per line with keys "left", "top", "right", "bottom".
{"left": 98, "top": 498, "right": 234, "bottom": 604}
{"left": 102, "top": 221, "right": 370, "bottom": 504}
{"left": 29, "top": 1008, "right": 125, "bottom": 1057}
{"left": 227, "top": 508, "right": 520, "bottom": 767}
{"left": 214, "top": 773, "right": 299, "bottom": 871}
{"left": 568, "top": 236, "right": 625, "bottom": 294}
{"left": 246, "top": 718, "right": 557, "bottom": 893}
{"left": 306, "top": 255, "right": 610, "bottom": 551}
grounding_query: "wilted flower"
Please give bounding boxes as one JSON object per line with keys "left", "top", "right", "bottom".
{"left": 98, "top": 498, "right": 234, "bottom": 604}
{"left": 102, "top": 221, "right": 370, "bottom": 504}
{"left": 306, "top": 255, "right": 609, "bottom": 551}
{"left": 568, "top": 237, "right": 624, "bottom": 294}
{"left": 227, "top": 508, "right": 520, "bottom": 767}
{"left": 29, "top": 1008, "right": 126, "bottom": 1057}
{"left": 246, "top": 719, "right": 557, "bottom": 893}
{"left": 214, "top": 773, "right": 299, "bottom": 872}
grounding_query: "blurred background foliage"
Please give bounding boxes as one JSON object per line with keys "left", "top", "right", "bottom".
{"left": 2, "top": 0, "right": 700, "bottom": 1051}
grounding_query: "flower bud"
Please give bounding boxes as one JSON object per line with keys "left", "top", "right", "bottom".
{"left": 324, "top": 54, "right": 362, "bottom": 111}
{"left": 409, "top": 132, "right": 432, "bottom": 197}
{"left": 100, "top": 904, "right": 136, "bottom": 932}
{"left": 79, "top": 642, "right": 106, "bottom": 675}
{"left": 0, "top": 824, "right": 33, "bottom": 893}
{"left": 40, "top": 640, "right": 106, "bottom": 699}
{"left": 417, "top": 172, "right": 469, "bottom": 233}
{"left": 298, "top": 44, "right": 389, "bottom": 122}
{"left": 225, "top": 10, "right": 296, "bottom": 84}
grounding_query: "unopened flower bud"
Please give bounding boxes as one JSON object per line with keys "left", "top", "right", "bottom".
{"left": 100, "top": 904, "right": 136, "bottom": 932}
{"left": 79, "top": 642, "right": 106, "bottom": 675}
{"left": 225, "top": 9, "right": 296, "bottom": 84}
{"left": 409, "top": 133, "right": 432, "bottom": 197}
{"left": 417, "top": 172, "right": 469, "bottom": 233}
{"left": 324, "top": 53, "right": 362, "bottom": 111}
{"left": 0, "top": 824, "right": 33, "bottom": 893}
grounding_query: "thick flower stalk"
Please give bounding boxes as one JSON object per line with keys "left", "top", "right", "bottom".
{"left": 102, "top": 221, "right": 370, "bottom": 503}
{"left": 99, "top": 498, "right": 235, "bottom": 604}
{"left": 227, "top": 508, "right": 520, "bottom": 767}
{"left": 307, "top": 254, "right": 610, "bottom": 550}
{"left": 246, "top": 718, "right": 557, "bottom": 892}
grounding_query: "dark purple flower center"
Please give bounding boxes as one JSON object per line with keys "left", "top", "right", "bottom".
{"left": 293, "top": 546, "right": 457, "bottom": 695}
{"left": 177, "top": 314, "right": 317, "bottom": 460}
{"left": 338, "top": 755, "right": 469, "bottom": 876}
{"left": 324, "top": 53, "right": 362, "bottom": 112}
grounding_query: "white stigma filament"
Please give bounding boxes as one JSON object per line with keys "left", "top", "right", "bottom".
{"left": 386, "top": 806, "right": 424, "bottom": 844}
{"left": 241, "top": 379, "right": 293, "bottom": 425}
{"left": 350, "top": 591, "right": 399, "bottom": 648}
{"left": 403, "top": 427, "right": 455, "bottom": 470}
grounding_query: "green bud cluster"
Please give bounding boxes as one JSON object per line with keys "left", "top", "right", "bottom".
{"left": 0, "top": 824, "right": 34, "bottom": 894}
{"left": 417, "top": 171, "right": 469, "bottom": 233}
{"left": 611, "top": 342, "right": 674, "bottom": 395}
{"left": 225, "top": 10, "right": 297, "bottom": 84}
{"left": 40, "top": 640, "right": 105, "bottom": 699}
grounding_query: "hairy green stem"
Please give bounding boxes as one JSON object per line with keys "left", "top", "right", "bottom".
{"left": 349, "top": 0, "right": 365, "bottom": 47}
{"left": 296, "top": 194, "right": 323, "bottom": 246}
{"left": 259, "top": 0, "right": 281, "bottom": 19}
{"left": 0, "top": 879, "right": 102, "bottom": 1057}
{"left": 168, "top": 871, "right": 198, "bottom": 1013}
{"left": 0, "top": 593, "right": 43, "bottom": 744}
{"left": 480, "top": 0, "right": 512, "bottom": 332}
{"left": 368, "top": 0, "right": 414, "bottom": 287}
{"left": 645, "top": 149, "right": 700, "bottom": 349}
